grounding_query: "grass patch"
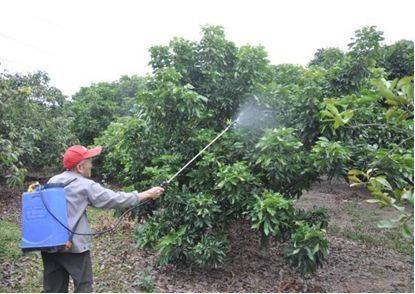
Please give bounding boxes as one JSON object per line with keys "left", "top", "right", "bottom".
{"left": 344, "top": 201, "right": 379, "bottom": 224}
{"left": 87, "top": 207, "right": 114, "bottom": 222}
{"left": 0, "top": 220, "right": 23, "bottom": 262}
{"left": 0, "top": 220, "right": 42, "bottom": 293}
{"left": 329, "top": 201, "right": 414, "bottom": 256}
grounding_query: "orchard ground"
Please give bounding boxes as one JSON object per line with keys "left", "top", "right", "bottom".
{"left": 0, "top": 176, "right": 413, "bottom": 293}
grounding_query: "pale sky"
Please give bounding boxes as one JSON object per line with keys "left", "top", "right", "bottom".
{"left": 1, "top": 0, "right": 414, "bottom": 97}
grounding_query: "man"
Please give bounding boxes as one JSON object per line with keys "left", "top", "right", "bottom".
{"left": 42, "top": 145, "right": 164, "bottom": 293}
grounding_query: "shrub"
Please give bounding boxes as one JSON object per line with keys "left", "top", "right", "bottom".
{"left": 284, "top": 222, "right": 329, "bottom": 275}
{"left": 252, "top": 128, "right": 317, "bottom": 198}
{"left": 70, "top": 76, "right": 145, "bottom": 146}
{"left": 156, "top": 226, "right": 188, "bottom": 266}
{"left": 248, "top": 190, "right": 295, "bottom": 240}
{"left": 137, "top": 267, "right": 155, "bottom": 292}
{"left": 98, "top": 26, "right": 330, "bottom": 268}
{"left": 0, "top": 70, "right": 74, "bottom": 186}
{"left": 311, "top": 137, "right": 351, "bottom": 181}
{"left": 189, "top": 234, "right": 229, "bottom": 267}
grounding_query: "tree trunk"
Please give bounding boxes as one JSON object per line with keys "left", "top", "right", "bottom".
{"left": 260, "top": 231, "right": 270, "bottom": 254}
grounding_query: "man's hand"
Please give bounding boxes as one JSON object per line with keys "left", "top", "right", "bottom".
{"left": 138, "top": 186, "right": 165, "bottom": 201}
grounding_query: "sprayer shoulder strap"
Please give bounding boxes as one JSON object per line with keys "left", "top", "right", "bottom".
{"left": 64, "top": 178, "right": 77, "bottom": 187}
{"left": 63, "top": 178, "right": 87, "bottom": 241}
{"left": 68, "top": 210, "right": 85, "bottom": 242}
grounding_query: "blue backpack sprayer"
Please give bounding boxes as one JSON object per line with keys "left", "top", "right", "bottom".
{"left": 20, "top": 121, "right": 237, "bottom": 252}
{"left": 21, "top": 182, "right": 72, "bottom": 252}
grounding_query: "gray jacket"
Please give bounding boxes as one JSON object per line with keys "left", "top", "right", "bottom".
{"left": 47, "top": 171, "right": 140, "bottom": 253}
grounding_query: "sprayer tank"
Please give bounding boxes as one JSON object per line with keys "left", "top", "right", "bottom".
{"left": 21, "top": 185, "right": 69, "bottom": 252}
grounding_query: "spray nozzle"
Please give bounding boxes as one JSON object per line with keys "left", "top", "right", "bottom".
{"left": 230, "top": 118, "right": 240, "bottom": 127}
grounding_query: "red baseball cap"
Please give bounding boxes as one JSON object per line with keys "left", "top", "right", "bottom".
{"left": 63, "top": 145, "right": 102, "bottom": 170}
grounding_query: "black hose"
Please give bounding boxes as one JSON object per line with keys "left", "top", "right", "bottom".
{"left": 40, "top": 190, "right": 152, "bottom": 237}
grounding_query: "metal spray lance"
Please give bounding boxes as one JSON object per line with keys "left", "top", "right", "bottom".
{"left": 160, "top": 120, "right": 237, "bottom": 188}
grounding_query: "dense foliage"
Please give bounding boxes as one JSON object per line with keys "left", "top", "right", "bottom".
{"left": 248, "top": 191, "right": 295, "bottom": 250}
{"left": 0, "top": 71, "right": 75, "bottom": 186}
{"left": 70, "top": 75, "right": 146, "bottom": 146}
{"left": 284, "top": 222, "right": 329, "bottom": 276}
{"left": 92, "top": 27, "right": 320, "bottom": 273}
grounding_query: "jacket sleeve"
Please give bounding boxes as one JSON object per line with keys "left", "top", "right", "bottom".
{"left": 87, "top": 182, "right": 140, "bottom": 209}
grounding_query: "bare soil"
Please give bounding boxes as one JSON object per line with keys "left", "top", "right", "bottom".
{"left": 0, "top": 179, "right": 413, "bottom": 292}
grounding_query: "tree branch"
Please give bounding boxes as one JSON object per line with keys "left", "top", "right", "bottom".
{"left": 371, "top": 136, "right": 414, "bottom": 167}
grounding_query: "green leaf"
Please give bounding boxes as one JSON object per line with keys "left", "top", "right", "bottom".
{"left": 326, "top": 104, "right": 340, "bottom": 115}
{"left": 333, "top": 118, "right": 342, "bottom": 129}
{"left": 377, "top": 219, "right": 395, "bottom": 229}
{"left": 385, "top": 107, "right": 397, "bottom": 120}
{"left": 341, "top": 109, "right": 354, "bottom": 123}
{"left": 374, "top": 177, "right": 393, "bottom": 191}
{"left": 372, "top": 79, "right": 396, "bottom": 101}
{"left": 266, "top": 207, "right": 276, "bottom": 216}
{"left": 358, "top": 94, "right": 378, "bottom": 104}
{"left": 401, "top": 224, "right": 413, "bottom": 239}
{"left": 306, "top": 247, "right": 315, "bottom": 262}
{"left": 252, "top": 223, "right": 260, "bottom": 230}
{"left": 312, "top": 243, "right": 320, "bottom": 254}
{"left": 392, "top": 205, "right": 405, "bottom": 212}
{"left": 348, "top": 169, "right": 365, "bottom": 177}
{"left": 292, "top": 248, "right": 300, "bottom": 255}
{"left": 366, "top": 199, "right": 380, "bottom": 204}
{"left": 401, "top": 190, "right": 414, "bottom": 205}
{"left": 263, "top": 222, "right": 270, "bottom": 236}
{"left": 397, "top": 76, "right": 413, "bottom": 90}
{"left": 321, "top": 110, "right": 334, "bottom": 118}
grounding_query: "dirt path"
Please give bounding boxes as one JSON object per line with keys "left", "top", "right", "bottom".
{"left": 0, "top": 180, "right": 413, "bottom": 292}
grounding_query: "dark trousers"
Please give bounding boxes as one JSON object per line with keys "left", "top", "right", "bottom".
{"left": 41, "top": 251, "right": 93, "bottom": 293}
